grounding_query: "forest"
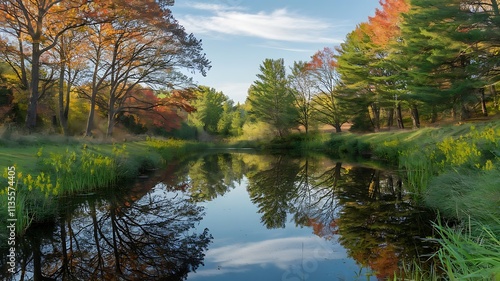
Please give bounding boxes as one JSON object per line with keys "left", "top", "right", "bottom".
{"left": 0, "top": 0, "right": 499, "bottom": 139}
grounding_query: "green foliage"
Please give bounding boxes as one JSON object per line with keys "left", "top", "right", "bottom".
{"left": 248, "top": 58, "right": 298, "bottom": 137}
{"left": 188, "top": 86, "right": 228, "bottom": 134}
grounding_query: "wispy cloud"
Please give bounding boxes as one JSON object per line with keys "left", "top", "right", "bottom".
{"left": 177, "top": 3, "right": 344, "bottom": 43}
{"left": 192, "top": 236, "right": 345, "bottom": 277}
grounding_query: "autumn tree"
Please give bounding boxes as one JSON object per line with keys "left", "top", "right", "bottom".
{"left": 49, "top": 29, "right": 88, "bottom": 135}
{"left": 335, "top": 0, "right": 411, "bottom": 130}
{"left": 0, "top": 0, "right": 93, "bottom": 131}
{"left": 248, "top": 58, "right": 298, "bottom": 138}
{"left": 307, "top": 48, "right": 347, "bottom": 133}
{"left": 120, "top": 87, "right": 195, "bottom": 134}
{"left": 78, "top": 4, "right": 210, "bottom": 137}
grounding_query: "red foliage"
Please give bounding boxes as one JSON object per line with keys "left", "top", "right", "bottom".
{"left": 307, "top": 47, "right": 338, "bottom": 70}
{"left": 123, "top": 87, "right": 195, "bottom": 132}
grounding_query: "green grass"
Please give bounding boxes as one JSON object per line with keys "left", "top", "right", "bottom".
{"left": 433, "top": 217, "right": 500, "bottom": 281}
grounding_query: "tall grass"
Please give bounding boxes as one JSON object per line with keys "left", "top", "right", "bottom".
{"left": 37, "top": 146, "right": 121, "bottom": 195}
{"left": 399, "top": 149, "right": 435, "bottom": 196}
{"left": 433, "top": 217, "right": 500, "bottom": 281}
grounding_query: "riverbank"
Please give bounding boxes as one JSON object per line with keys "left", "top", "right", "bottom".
{"left": 0, "top": 136, "right": 209, "bottom": 236}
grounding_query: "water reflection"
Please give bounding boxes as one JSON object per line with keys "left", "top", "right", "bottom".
{"left": 1, "top": 174, "right": 212, "bottom": 281}
{"left": 1, "top": 152, "right": 437, "bottom": 280}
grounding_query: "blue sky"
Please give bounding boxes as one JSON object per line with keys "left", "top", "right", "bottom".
{"left": 171, "top": 1, "right": 382, "bottom": 103}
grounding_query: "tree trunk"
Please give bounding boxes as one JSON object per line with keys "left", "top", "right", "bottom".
{"left": 430, "top": 105, "right": 438, "bottom": 123}
{"left": 333, "top": 122, "right": 342, "bottom": 133}
{"left": 58, "top": 62, "right": 69, "bottom": 136}
{"left": 85, "top": 61, "right": 101, "bottom": 137}
{"left": 106, "top": 107, "right": 115, "bottom": 138}
{"left": 480, "top": 88, "right": 488, "bottom": 117}
{"left": 85, "top": 89, "right": 97, "bottom": 137}
{"left": 25, "top": 42, "right": 41, "bottom": 131}
{"left": 460, "top": 104, "right": 470, "bottom": 120}
{"left": 370, "top": 103, "right": 380, "bottom": 131}
{"left": 491, "top": 84, "right": 498, "bottom": 110}
{"left": 396, "top": 102, "right": 404, "bottom": 129}
{"left": 410, "top": 104, "right": 420, "bottom": 129}
{"left": 386, "top": 107, "right": 394, "bottom": 129}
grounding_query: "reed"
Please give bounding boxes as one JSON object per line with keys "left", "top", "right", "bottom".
{"left": 433, "top": 217, "right": 500, "bottom": 281}
{"left": 398, "top": 148, "right": 435, "bottom": 196}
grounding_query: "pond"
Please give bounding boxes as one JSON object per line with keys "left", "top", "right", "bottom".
{"left": 1, "top": 151, "right": 439, "bottom": 280}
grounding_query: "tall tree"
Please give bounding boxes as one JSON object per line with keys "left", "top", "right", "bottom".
{"left": 307, "top": 48, "right": 347, "bottom": 133}
{"left": 397, "top": 0, "right": 487, "bottom": 121}
{"left": 248, "top": 58, "right": 297, "bottom": 138}
{"left": 78, "top": 5, "right": 210, "bottom": 137}
{"left": 336, "top": 25, "right": 378, "bottom": 131}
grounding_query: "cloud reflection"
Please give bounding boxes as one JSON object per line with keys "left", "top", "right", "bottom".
{"left": 194, "top": 236, "right": 345, "bottom": 277}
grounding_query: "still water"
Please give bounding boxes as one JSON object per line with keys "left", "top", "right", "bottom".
{"left": 2, "top": 152, "right": 437, "bottom": 280}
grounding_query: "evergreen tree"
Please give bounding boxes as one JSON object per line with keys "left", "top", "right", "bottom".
{"left": 247, "top": 58, "right": 298, "bottom": 138}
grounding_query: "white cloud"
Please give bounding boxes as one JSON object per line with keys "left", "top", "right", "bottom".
{"left": 177, "top": 3, "right": 343, "bottom": 43}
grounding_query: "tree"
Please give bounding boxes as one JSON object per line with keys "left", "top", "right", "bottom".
{"left": 289, "top": 61, "right": 315, "bottom": 134}
{"left": 248, "top": 58, "right": 297, "bottom": 138}
{"left": 0, "top": 0, "right": 92, "bottom": 131}
{"left": 336, "top": 26, "right": 378, "bottom": 131}
{"left": 77, "top": 5, "right": 210, "bottom": 137}
{"left": 397, "top": 0, "right": 491, "bottom": 121}
{"left": 120, "top": 87, "right": 196, "bottom": 133}
{"left": 188, "top": 86, "right": 227, "bottom": 134}
{"left": 217, "top": 100, "right": 235, "bottom": 136}
{"left": 51, "top": 29, "right": 87, "bottom": 135}
{"left": 307, "top": 48, "right": 348, "bottom": 133}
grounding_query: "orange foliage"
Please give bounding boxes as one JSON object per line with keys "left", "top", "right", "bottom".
{"left": 306, "top": 217, "right": 339, "bottom": 240}
{"left": 307, "top": 47, "right": 337, "bottom": 70}
{"left": 366, "top": 0, "right": 410, "bottom": 46}
{"left": 368, "top": 244, "right": 399, "bottom": 279}
{"left": 123, "top": 87, "right": 195, "bottom": 131}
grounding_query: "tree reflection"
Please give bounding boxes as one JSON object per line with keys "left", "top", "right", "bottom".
{"left": 333, "top": 167, "right": 436, "bottom": 279}
{"left": 4, "top": 185, "right": 212, "bottom": 281}
{"left": 1, "top": 152, "right": 439, "bottom": 280}
{"left": 247, "top": 155, "right": 302, "bottom": 228}
{"left": 244, "top": 155, "right": 436, "bottom": 278}
{"left": 187, "top": 153, "right": 247, "bottom": 202}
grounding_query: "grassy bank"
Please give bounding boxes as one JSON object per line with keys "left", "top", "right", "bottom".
{"left": 0, "top": 136, "right": 209, "bottom": 236}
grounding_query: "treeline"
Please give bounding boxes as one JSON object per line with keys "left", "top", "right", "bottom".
{"left": 246, "top": 0, "right": 500, "bottom": 137}
{"left": 2, "top": 0, "right": 500, "bottom": 140}
{"left": 0, "top": 0, "right": 210, "bottom": 137}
